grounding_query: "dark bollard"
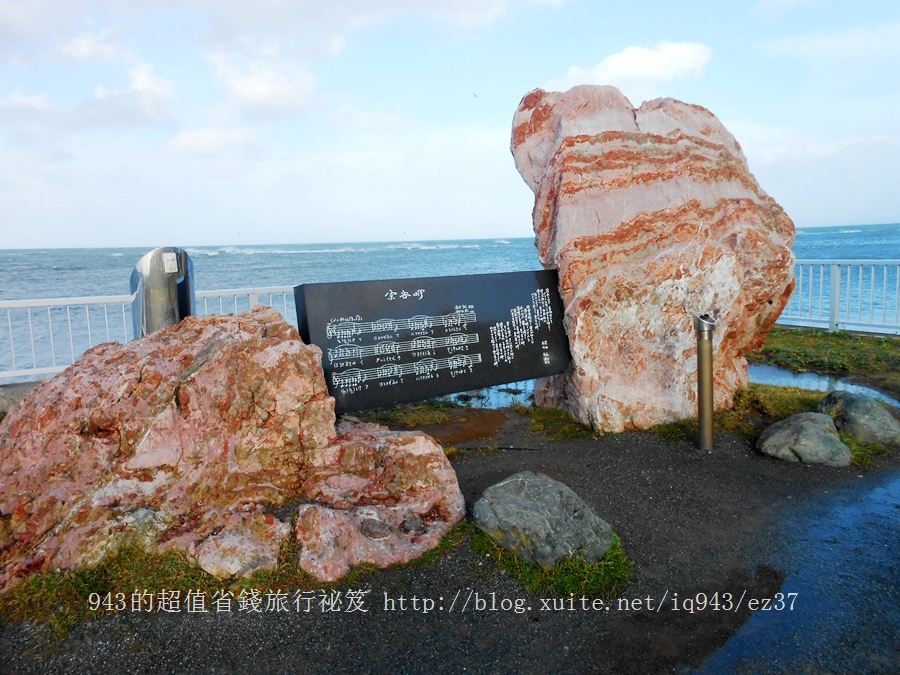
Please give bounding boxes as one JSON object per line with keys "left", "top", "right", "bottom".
{"left": 694, "top": 314, "right": 716, "bottom": 452}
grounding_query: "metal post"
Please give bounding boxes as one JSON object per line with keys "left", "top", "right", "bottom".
{"left": 829, "top": 263, "right": 841, "bottom": 331}
{"left": 694, "top": 314, "right": 716, "bottom": 452}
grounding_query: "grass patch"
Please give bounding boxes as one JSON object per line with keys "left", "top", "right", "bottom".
{"left": 0, "top": 520, "right": 475, "bottom": 632}
{"left": 650, "top": 383, "right": 826, "bottom": 443}
{"left": 0, "top": 547, "right": 225, "bottom": 633}
{"left": 511, "top": 404, "right": 595, "bottom": 442}
{"left": 354, "top": 397, "right": 462, "bottom": 429}
{"left": 748, "top": 327, "right": 900, "bottom": 376}
{"left": 649, "top": 383, "right": 893, "bottom": 468}
{"left": 471, "top": 528, "right": 633, "bottom": 598}
{"left": 406, "top": 520, "right": 475, "bottom": 568}
{"left": 840, "top": 434, "right": 892, "bottom": 470}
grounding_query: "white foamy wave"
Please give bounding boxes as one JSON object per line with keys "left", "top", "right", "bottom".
{"left": 188, "top": 246, "right": 359, "bottom": 256}
{"left": 839, "top": 229, "right": 862, "bottom": 234}
{"left": 385, "top": 243, "right": 439, "bottom": 251}
{"left": 495, "top": 239, "right": 511, "bottom": 245}
{"left": 249, "top": 247, "right": 356, "bottom": 255}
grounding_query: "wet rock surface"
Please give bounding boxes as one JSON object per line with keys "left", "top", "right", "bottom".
{"left": 511, "top": 85, "right": 794, "bottom": 432}
{"left": 756, "top": 412, "right": 852, "bottom": 466}
{"left": 817, "top": 390, "right": 900, "bottom": 448}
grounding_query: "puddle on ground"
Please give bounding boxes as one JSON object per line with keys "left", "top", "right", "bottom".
{"left": 445, "top": 366, "right": 900, "bottom": 413}
{"left": 748, "top": 363, "right": 900, "bottom": 408}
{"left": 697, "top": 470, "right": 900, "bottom": 672}
{"left": 447, "top": 380, "right": 535, "bottom": 409}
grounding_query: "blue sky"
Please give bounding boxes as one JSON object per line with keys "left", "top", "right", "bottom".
{"left": 1, "top": 0, "right": 898, "bottom": 248}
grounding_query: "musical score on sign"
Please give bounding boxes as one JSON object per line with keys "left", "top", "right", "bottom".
{"left": 294, "top": 270, "right": 571, "bottom": 414}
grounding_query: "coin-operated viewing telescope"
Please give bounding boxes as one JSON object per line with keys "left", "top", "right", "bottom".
{"left": 130, "top": 247, "right": 195, "bottom": 339}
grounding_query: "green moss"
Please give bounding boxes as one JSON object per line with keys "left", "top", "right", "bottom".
{"left": 0, "top": 520, "right": 476, "bottom": 632}
{"left": 0, "top": 547, "right": 222, "bottom": 633}
{"left": 471, "top": 528, "right": 633, "bottom": 598}
{"left": 355, "top": 398, "right": 461, "bottom": 428}
{"left": 649, "top": 382, "right": 895, "bottom": 469}
{"left": 650, "top": 383, "right": 826, "bottom": 443}
{"left": 513, "top": 405, "right": 595, "bottom": 442}
{"left": 748, "top": 327, "right": 900, "bottom": 376}
{"left": 405, "top": 520, "right": 475, "bottom": 568}
{"left": 839, "top": 434, "right": 891, "bottom": 469}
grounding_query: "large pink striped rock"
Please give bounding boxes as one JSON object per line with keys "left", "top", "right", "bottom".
{"left": 0, "top": 307, "right": 463, "bottom": 591}
{"left": 512, "top": 85, "right": 795, "bottom": 431}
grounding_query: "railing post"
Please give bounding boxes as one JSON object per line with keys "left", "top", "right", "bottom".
{"left": 249, "top": 292, "right": 259, "bottom": 308}
{"left": 829, "top": 263, "right": 841, "bottom": 331}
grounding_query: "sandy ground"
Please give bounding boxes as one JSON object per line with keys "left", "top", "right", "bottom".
{"left": 1, "top": 403, "right": 898, "bottom": 674}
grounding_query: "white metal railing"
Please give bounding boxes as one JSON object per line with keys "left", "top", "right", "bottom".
{"left": 0, "top": 286, "right": 294, "bottom": 382}
{"left": 3, "top": 260, "right": 899, "bottom": 383}
{"left": 778, "top": 259, "right": 900, "bottom": 335}
{"left": 195, "top": 287, "right": 296, "bottom": 324}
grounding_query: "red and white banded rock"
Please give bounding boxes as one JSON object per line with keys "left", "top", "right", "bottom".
{"left": 512, "top": 85, "right": 794, "bottom": 431}
{"left": 0, "top": 307, "right": 463, "bottom": 591}
{"left": 296, "top": 422, "right": 465, "bottom": 582}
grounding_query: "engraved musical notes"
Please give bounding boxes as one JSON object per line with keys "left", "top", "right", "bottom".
{"left": 294, "top": 270, "right": 570, "bottom": 414}
{"left": 327, "top": 333, "right": 480, "bottom": 364}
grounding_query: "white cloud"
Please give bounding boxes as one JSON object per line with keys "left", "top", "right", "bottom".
{"left": 89, "top": 63, "right": 175, "bottom": 122}
{"left": 3, "top": 1, "right": 561, "bottom": 59}
{"left": 208, "top": 52, "right": 316, "bottom": 111}
{"left": 550, "top": 41, "right": 712, "bottom": 92}
{"left": 166, "top": 128, "right": 257, "bottom": 157}
{"left": 6, "top": 91, "right": 52, "bottom": 110}
{"left": 0, "top": 63, "right": 175, "bottom": 131}
{"left": 60, "top": 28, "right": 128, "bottom": 61}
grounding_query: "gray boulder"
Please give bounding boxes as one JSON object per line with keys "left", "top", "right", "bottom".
{"left": 756, "top": 413, "right": 852, "bottom": 467}
{"left": 816, "top": 391, "right": 900, "bottom": 448}
{"left": 472, "top": 471, "right": 614, "bottom": 569}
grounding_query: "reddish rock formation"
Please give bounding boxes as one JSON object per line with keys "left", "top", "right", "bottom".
{"left": 296, "top": 421, "right": 464, "bottom": 582}
{"left": 512, "top": 85, "right": 794, "bottom": 431}
{"left": 0, "top": 307, "right": 463, "bottom": 591}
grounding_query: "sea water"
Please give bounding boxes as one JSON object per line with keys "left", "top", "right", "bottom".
{"left": 1, "top": 223, "right": 898, "bottom": 382}
{"left": 0, "top": 239, "right": 542, "bottom": 302}
{"left": 1, "top": 223, "right": 899, "bottom": 302}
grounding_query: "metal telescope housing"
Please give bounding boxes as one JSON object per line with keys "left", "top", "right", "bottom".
{"left": 130, "top": 247, "right": 195, "bottom": 339}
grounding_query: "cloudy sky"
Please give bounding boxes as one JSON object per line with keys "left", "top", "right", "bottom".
{"left": 2, "top": 0, "right": 898, "bottom": 248}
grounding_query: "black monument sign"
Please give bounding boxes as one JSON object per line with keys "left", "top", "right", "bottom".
{"left": 294, "top": 270, "right": 571, "bottom": 414}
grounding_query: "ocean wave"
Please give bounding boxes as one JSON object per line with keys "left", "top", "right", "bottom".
{"left": 384, "top": 243, "right": 439, "bottom": 251}
{"left": 185, "top": 240, "right": 507, "bottom": 256}
{"left": 839, "top": 229, "right": 862, "bottom": 234}
{"left": 252, "top": 248, "right": 356, "bottom": 255}
{"left": 187, "top": 246, "right": 358, "bottom": 256}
